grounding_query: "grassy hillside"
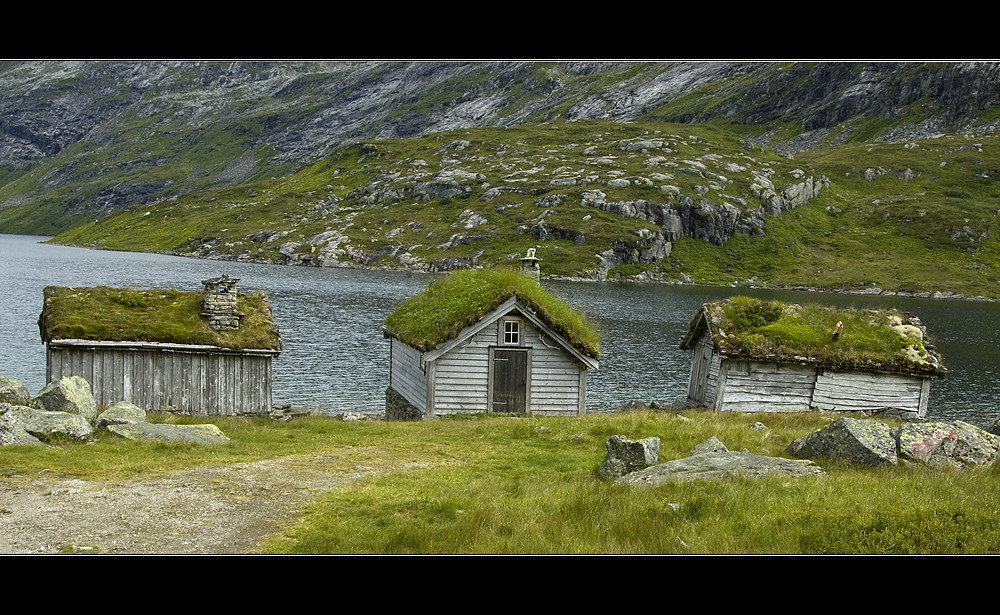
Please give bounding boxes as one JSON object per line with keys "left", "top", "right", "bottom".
{"left": 45, "top": 120, "right": 1000, "bottom": 298}
{"left": 665, "top": 135, "right": 1000, "bottom": 297}
{"left": 50, "top": 120, "right": 768, "bottom": 273}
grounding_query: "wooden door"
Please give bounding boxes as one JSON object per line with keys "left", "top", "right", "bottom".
{"left": 492, "top": 349, "right": 527, "bottom": 414}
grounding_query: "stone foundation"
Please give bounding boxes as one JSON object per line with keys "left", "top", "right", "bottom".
{"left": 385, "top": 386, "right": 423, "bottom": 421}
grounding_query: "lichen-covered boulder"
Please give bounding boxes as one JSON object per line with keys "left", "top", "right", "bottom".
{"left": 30, "top": 376, "right": 97, "bottom": 422}
{"left": 616, "top": 449, "right": 824, "bottom": 486}
{"left": 0, "top": 377, "right": 31, "bottom": 406}
{"left": 0, "top": 418, "right": 45, "bottom": 446}
{"left": 896, "top": 421, "right": 999, "bottom": 468}
{"left": 786, "top": 417, "right": 897, "bottom": 466}
{"left": 0, "top": 404, "right": 94, "bottom": 440}
{"left": 688, "top": 436, "right": 728, "bottom": 456}
{"left": 106, "top": 423, "right": 231, "bottom": 445}
{"left": 598, "top": 434, "right": 660, "bottom": 480}
{"left": 95, "top": 401, "right": 147, "bottom": 429}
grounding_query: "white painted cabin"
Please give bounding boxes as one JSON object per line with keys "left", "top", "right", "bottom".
{"left": 385, "top": 296, "right": 599, "bottom": 417}
{"left": 680, "top": 304, "right": 942, "bottom": 419}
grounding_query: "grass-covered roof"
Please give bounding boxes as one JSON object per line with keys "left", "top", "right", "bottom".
{"left": 383, "top": 268, "right": 600, "bottom": 358}
{"left": 39, "top": 286, "right": 282, "bottom": 352}
{"left": 685, "top": 296, "right": 945, "bottom": 375}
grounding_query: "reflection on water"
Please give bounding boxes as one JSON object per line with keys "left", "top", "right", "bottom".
{"left": 2, "top": 234, "right": 997, "bottom": 424}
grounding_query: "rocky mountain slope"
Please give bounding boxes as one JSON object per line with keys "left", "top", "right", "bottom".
{"left": 2, "top": 61, "right": 999, "bottom": 234}
{"left": 50, "top": 120, "right": 830, "bottom": 279}
{"left": 4, "top": 60, "right": 1000, "bottom": 297}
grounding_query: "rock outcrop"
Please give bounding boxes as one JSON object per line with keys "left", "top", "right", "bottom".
{"left": 95, "top": 401, "right": 147, "bottom": 429}
{"left": 614, "top": 437, "right": 824, "bottom": 486}
{"left": 786, "top": 418, "right": 898, "bottom": 466}
{"left": 0, "top": 376, "right": 231, "bottom": 447}
{"left": 30, "top": 376, "right": 97, "bottom": 423}
{"left": 0, "top": 404, "right": 94, "bottom": 440}
{"left": 0, "top": 377, "right": 31, "bottom": 406}
{"left": 6, "top": 60, "right": 1000, "bottom": 240}
{"left": 896, "top": 421, "right": 999, "bottom": 468}
{"left": 788, "top": 418, "right": 1000, "bottom": 469}
{"left": 106, "top": 423, "right": 231, "bottom": 445}
{"left": 597, "top": 435, "right": 660, "bottom": 480}
{"left": 0, "top": 409, "right": 45, "bottom": 446}
{"left": 0, "top": 377, "right": 30, "bottom": 406}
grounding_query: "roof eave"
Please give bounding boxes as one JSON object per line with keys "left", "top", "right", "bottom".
{"left": 46, "top": 338, "right": 281, "bottom": 357}
{"left": 713, "top": 347, "right": 946, "bottom": 378}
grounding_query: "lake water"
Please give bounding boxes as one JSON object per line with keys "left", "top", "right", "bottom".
{"left": 2, "top": 233, "right": 998, "bottom": 424}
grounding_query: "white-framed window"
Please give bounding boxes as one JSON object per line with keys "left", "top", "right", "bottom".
{"left": 503, "top": 319, "right": 520, "bottom": 345}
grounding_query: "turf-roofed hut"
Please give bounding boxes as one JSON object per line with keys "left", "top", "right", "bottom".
{"left": 679, "top": 296, "right": 946, "bottom": 419}
{"left": 38, "top": 276, "right": 282, "bottom": 416}
{"left": 383, "top": 269, "right": 600, "bottom": 418}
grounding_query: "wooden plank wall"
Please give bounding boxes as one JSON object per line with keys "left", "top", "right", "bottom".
{"left": 389, "top": 337, "right": 427, "bottom": 413}
{"left": 47, "top": 346, "right": 273, "bottom": 415}
{"left": 522, "top": 322, "right": 585, "bottom": 415}
{"left": 716, "top": 361, "right": 816, "bottom": 412}
{"left": 429, "top": 318, "right": 586, "bottom": 416}
{"left": 706, "top": 353, "right": 721, "bottom": 407}
{"left": 813, "top": 370, "right": 925, "bottom": 416}
{"left": 708, "top": 356, "right": 930, "bottom": 417}
{"left": 432, "top": 328, "right": 491, "bottom": 413}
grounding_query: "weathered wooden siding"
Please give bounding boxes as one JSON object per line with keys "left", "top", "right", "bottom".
{"left": 716, "top": 361, "right": 817, "bottom": 412}
{"left": 812, "top": 370, "right": 927, "bottom": 416}
{"left": 522, "top": 322, "right": 585, "bottom": 415}
{"left": 687, "top": 329, "right": 715, "bottom": 406}
{"left": 427, "top": 318, "right": 587, "bottom": 416}
{"left": 706, "top": 353, "right": 721, "bottom": 407}
{"left": 691, "top": 353, "right": 933, "bottom": 418}
{"left": 47, "top": 344, "right": 274, "bottom": 415}
{"left": 431, "top": 327, "right": 492, "bottom": 414}
{"left": 389, "top": 337, "right": 427, "bottom": 413}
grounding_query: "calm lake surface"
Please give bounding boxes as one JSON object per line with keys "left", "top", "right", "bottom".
{"left": 2, "top": 233, "right": 998, "bottom": 424}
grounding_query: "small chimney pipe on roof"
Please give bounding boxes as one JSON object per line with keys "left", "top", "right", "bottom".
{"left": 520, "top": 248, "right": 541, "bottom": 281}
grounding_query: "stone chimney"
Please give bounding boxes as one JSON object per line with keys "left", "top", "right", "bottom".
{"left": 520, "top": 248, "right": 541, "bottom": 281}
{"left": 201, "top": 274, "right": 241, "bottom": 330}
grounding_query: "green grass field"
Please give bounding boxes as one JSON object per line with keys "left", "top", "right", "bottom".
{"left": 5, "top": 409, "right": 999, "bottom": 554}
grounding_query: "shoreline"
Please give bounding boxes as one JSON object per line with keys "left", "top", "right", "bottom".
{"left": 36, "top": 233, "right": 998, "bottom": 303}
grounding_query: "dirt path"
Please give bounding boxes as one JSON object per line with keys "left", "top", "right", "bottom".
{"left": 0, "top": 451, "right": 399, "bottom": 554}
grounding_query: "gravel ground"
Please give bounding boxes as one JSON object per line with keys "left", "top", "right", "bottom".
{"left": 0, "top": 451, "right": 398, "bottom": 554}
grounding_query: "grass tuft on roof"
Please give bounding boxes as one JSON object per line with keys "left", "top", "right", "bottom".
{"left": 40, "top": 286, "right": 282, "bottom": 351}
{"left": 707, "top": 296, "right": 944, "bottom": 374}
{"left": 384, "top": 268, "right": 600, "bottom": 357}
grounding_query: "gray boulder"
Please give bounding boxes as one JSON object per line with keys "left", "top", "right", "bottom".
{"left": 0, "top": 377, "right": 31, "bottom": 406}
{"left": 106, "top": 423, "right": 231, "bottom": 445}
{"left": 598, "top": 434, "right": 660, "bottom": 480}
{"left": 616, "top": 438, "right": 824, "bottom": 486}
{"left": 896, "top": 421, "right": 999, "bottom": 468}
{"left": 688, "top": 435, "right": 728, "bottom": 456}
{"left": 786, "top": 417, "right": 897, "bottom": 466}
{"left": 0, "top": 420, "right": 45, "bottom": 446}
{"left": 95, "top": 401, "right": 147, "bottom": 429}
{"left": 30, "top": 376, "right": 97, "bottom": 422}
{"left": 0, "top": 404, "right": 94, "bottom": 440}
